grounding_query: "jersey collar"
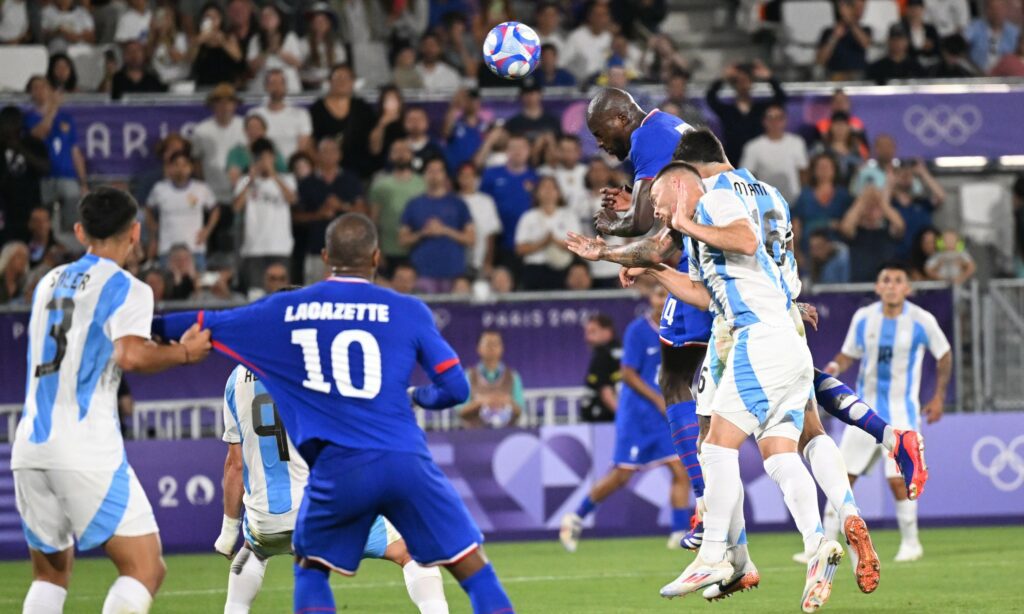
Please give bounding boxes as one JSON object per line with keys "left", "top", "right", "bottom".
{"left": 640, "top": 108, "right": 660, "bottom": 126}
{"left": 327, "top": 276, "right": 371, "bottom": 284}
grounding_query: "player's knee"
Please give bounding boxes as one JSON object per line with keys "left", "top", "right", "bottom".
{"left": 611, "top": 467, "right": 634, "bottom": 487}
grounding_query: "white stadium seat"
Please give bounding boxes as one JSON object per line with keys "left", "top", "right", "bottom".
{"left": 862, "top": 0, "right": 901, "bottom": 45}
{"left": 0, "top": 45, "right": 47, "bottom": 92}
{"left": 781, "top": 0, "right": 836, "bottom": 67}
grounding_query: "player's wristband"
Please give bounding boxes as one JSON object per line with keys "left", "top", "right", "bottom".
{"left": 221, "top": 515, "right": 241, "bottom": 534}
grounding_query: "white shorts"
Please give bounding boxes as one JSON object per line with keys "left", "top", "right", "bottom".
{"left": 696, "top": 317, "right": 732, "bottom": 417}
{"left": 711, "top": 324, "right": 813, "bottom": 442}
{"left": 839, "top": 425, "right": 900, "bottom": 478}
{"left": 14, "top": 461, "right": 158, "bottom": 553}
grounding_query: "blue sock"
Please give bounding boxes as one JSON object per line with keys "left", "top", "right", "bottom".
{"left": 671, "top": 507, "right": 692, "bottom": 532}
{"left": 666, "top": 401, "right": 705, "bottom": 499}
{"left": 814, "top": 370, "right": 889, "bottom": 445}
{"left": 458, "top": 562, "right": 514, "bottom": 614}
{"left": 575, "top": 495, "right": 596, "bottom": 519}
{"left": 294, "top": 563, "right": 335, "bottom": 613}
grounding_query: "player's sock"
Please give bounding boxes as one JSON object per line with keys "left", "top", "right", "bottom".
{"left": 697, "top": 443, "right": 740, "bottom": 563}
{"left": 814, "top": 371, "right": 896, "bottom": 450}
{"left": 402, "top": 561, "right": 449, "bottom": 614}
{"left": 726, "top": 479, "right": 749, "bottom": 565}
{"left": 101, "top": 576, "right": 153, "bottom": 614}
{"left": 896, "top": 499, "right": 920, "bottom": 545}
{"left": 763, "top": 453, "right": 824, "bottom": 556}
{"left": 574, "top": 495, "right": 597, "bottom": 520}
{"left": 823, "top": 502, "right": 842, "bottom": 542}
{"left": 666, "top": 401, "right": 705, "bottom": 498}
{"left": 458, "top": 563, "right": 513, "bottom": 614}
{"left": 293, "top": 563, "right": 335, "bottom": 613}
{"left": 671, "top": 507, "right": 692, "bottom": 533}
{"left": 803, "top": 434, "right": 860, "bottom": 524}
{"left": 23, "top": 580, "right": 67, "bottom": 614}
{"left": 225, "top": 547, "right": 267, "bottom": 613}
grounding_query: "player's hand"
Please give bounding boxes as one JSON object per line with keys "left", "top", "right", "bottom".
{"left": 593, "top": 207, "right": 618, "bottom": 235}
{"left": 565, "top": 231, "right": 605, "bottom": 261}
{"left": 214, "top": 515, "right": 241, "bottom": 559}
{"left": 797, "top": 302, "right": 819, "bottom": 331}
{"left": 824, "top": 360, "right": 841, "bottom": 377}
{"left": 180, "top": 324, "right": 212, "bottom": 364}
{"left": 620, "top": 266, "right": 649, "bottom": 287}
{"left": 600, "top": 186, "right": 632, "bottom": 212}
{"left": 922, "top": 397, "right": 944, "bottom": 424}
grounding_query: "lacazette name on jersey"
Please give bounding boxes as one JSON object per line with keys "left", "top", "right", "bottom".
{"left": 283, "top": 301, "right": 391, "bottom": 323}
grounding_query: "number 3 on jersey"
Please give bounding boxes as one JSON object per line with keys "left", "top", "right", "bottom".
{"left": 290, "top": 328, "right": 382, "bottom": 399}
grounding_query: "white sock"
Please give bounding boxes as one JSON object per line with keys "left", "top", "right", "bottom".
{"left": 225, "top": 548, "right": 268, "bottom": 614}
{"left": 823, "top": 502, "right": 842, "bottom": 542}
{"left": 882, "top": 426, "right": 897, "bottom": 452}
{"left": 764, "top": 452, "right": 824, "bottom": 555}
{"left": 896, "top": 499, "right": 920, "bottom": 546}
{"left": 697, "top": 443, "right": 741, "bottom": 563}
{"left": 102, "top": 576, "right": 153, "bottom": 614}
{"left": 725, "top": 483, "right": 750, "bottom": 568}
{"left": 402, "top": 561, "right": 448, "bottom": 614}
{"left": 23, "top": 580, "right": 67, "bottom": 614}
{"left": 803, "top": 435, "right": 859, "bottom": 525}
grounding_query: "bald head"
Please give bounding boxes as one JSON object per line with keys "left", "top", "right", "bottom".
{"left": 586, "top": 88, "right": 645, "bottom": 161}
{"left": 324, "top": 213, "right": 379, "bottom": 272}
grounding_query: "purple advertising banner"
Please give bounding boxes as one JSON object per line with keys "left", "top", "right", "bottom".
{"left": 0, "top": 289, "right": 954, "bottom": 404}
{"left": 2, "top": 412, "right": 1019, "bottom": 559}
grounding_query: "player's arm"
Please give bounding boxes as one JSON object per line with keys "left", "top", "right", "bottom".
{"left": 633, "top": 263, "right": 712, "bottom": 311}
{"left": 923, "top": 350, "right": 952, "bottom": 424}
{"left": 412, "top": 301, "right": 471, "bottom": 409}
{"left": 214, "top": 443, "right": 244, "bottom": 558}
{"left": 595, "top": 178, "right": 655, "bottom": 237}
{"left": 621, "top": 366, "right": 665, "bottom": 413}
{"left": 567, "top": 220, "right": 679, "bottom": 268}
{"left": 675, "top": 215, "right": 759, "bottom": 257}
{"left": 824, "top": 353, "right": 856, "bottom": 376}
{"left": 114, "top": 326, "right": 211, "bottom": 373}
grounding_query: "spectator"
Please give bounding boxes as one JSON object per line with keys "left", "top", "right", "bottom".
{"left": 642, "top": 34, "right": 691, "bottom": 84}
{"left": 925, "top": 0, "right": 971, "bottom": 37}
{"left": 489, "top": 266, "right": 514, "bottom": 294}
{"left": 110, "top": 40, "right": 168, "bottom": 100}
{"left": 814, "top": 88, "right": 868, "bottom": 145}
{"left": 148, "top": 5, "right": 190, "bottom": 85}
{"left": 927, "top": 33, "right": 981, "bottom": 77}
{"left": 227, "top": 114, "right": 288, "bottom": 184}
{"left": 416, "top": 32, "right": 462, "bottom": 92}
{"left": 661, "top": 71, "right": 705, "bottom": 127}
{"left": 505, "top": 82, "right": 562, "bottom": 155}
{"left": 368, "top": 139, "right": 427, "bottom": 274}
{"left": 573, "top": 157, "right": 628, "bottom": 288}
{"left": 142, "top": 267, "right": 169, "bottom": 303}
{"left": 965, "top": 0, "right": 1020, "bottom": 72}
{"left": 890, "top": 160, "right": 945, "bottom": 261}
{"left": 0, "top": 0, "right": 28, "bottom": 44}
{"left": 580, "top": 313, "right": 620, "bottom": 422}
{"left": 739, "top": 103, "right": 808, "bottom": 203}
{"left": 810, "top": 111, "right": 865, "bottom": 186}
{"left": 191, "top": 84, "right": 246, "bottom": 206}
{"left": 226, "top": 0, "right": 258, "bottom": 52}
{"left": 251, "top": 69, "right": 313, "bottom": 161}
{"left": 294, "top": 136, "right": 366, "bottom": 283}
{"left": 605, "top": 33, "right": 644, "bottom": 79}
{"left": 839, "top": 185, "right": 906, "bottom": 282}
{"left": 0, "top": 106, "right": 49, "bottom": 245}
{"left": 299, "top": 2, "right": 347, "bottom": 91}
{"left": 562, "top": 0, "right": 613, "bottom": 81}
{"left": 261, "top": 260, "right": 290, "bottom": 295}
{"left": 41, "top": 0, "right": 95, "bottom": 53}
{"left": 514, "top": 176, "right": 582, "bottom": 290}
{"left": 288, "top": 150, "right": 314, "bottom": 181}
{"left": 144, "top": 150, "right": 219, "bottom": 269}
{"left": 392, "top": 44, "right": 426, "bottom": 90}
{"left": 46, "top": 53, "right": 79, "bottom": 94}
{"left": 310, "top": 63, "right": 377, "bottom": 178}
{"left": 459, "top": 330, "right": 525, "bottom": 429}
{"left": 165, "top": 244, "right": 198, "bottom": 300}
{"left": 232, "top": 138, "right": 297, "bottom": 293}
{"left": 565, "top": 262, "right": 593, "bottom": 290}
{"left": 24, "top": 242, "right": 69, "bottom": 301}
{"left": 794, "top": 153, "right": 853, "bottom": 255}
{"left": 807, "top": 229, "right": 851, "bottom": 284}
{"left": 24, "top": 76, "right": 87, "bottom": 246}
{"left": 247, "top": 3, "right": 302, "bottom": 93}
{"left": 539, "top": 134, "right": 588, "bottom": 210}
{"left": 534, "top": 44, "right": 577, "bottom": 88}
{"left": 389, "top": 263, "right": 418, "bottom": 294}
{"left": 403, "top": 107, "right": 446, "bottom": 173}
{"left": 706, "top": 60, "right": 787, "bottom": 165}
{"left": 399, "top": 157, "right": 475, "bottom": 293}
{"left": 867, "top": 24, "right": 927, "bottom": 84}
{"left": 190, "top": 2, "right": 246, "bottom": 87}
{"left": 440, "top": 11, "right": 477, "bottom": 79}
{"left": 851, "top": 134, "right": 903, "bottom": 194}
{"left": 130, "top": 132, "right": 191, "bottom": 215}
{"left": 26, "top": 207, "right": 58, "bottom": 269}
{"left": 926, "top": 229, "right": 976, "bottom": 283}
{"left": 368, "top": 85, "right": 407, "bottom": 165}
{"left": 534, "top": 1, "right": 567, "bottom": 56}
{"left": 443, "top": 88, "right": 485, "bottom": 174}
{"left": 910, "top": 226, "right": 940, "bottom": 280}
{"left": 904, "top": 0, "right": 942, "bottom": 65}
{"left": 388, "top": 0, "right": 430, "bottom": 51}
{"left": 480, "top": 134, "right": 539, "bottom": 268}
{"left": 990, "top": 23, "right": 1024, "bottom": 76}
{"left": 456, "top": 162, "right": 501, "bottom": 277}
{"left": 0, "top": 241, "right": 29, "bottom": 303}
{"left": 815, "top": 0, "right": 873, "bottom": 79}
{"left": 115, "top": 0, "right": 152, "bottom": 43}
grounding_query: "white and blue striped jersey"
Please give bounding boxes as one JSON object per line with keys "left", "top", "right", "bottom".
{"left": 840, "top": 301, "right": 951, "bottom": 430}
{"left": 223, "top": 365, "right": 308, "bottom": 534}
{"left": 13, "top": 254, "right": 153, "bottom": 471}
{"left": 686, "top": 181, "right": 793, "bottom": 329}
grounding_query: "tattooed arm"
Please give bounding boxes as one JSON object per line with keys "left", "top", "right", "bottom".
{"left": 594, "top": 179, "right": 657, "bottom": 238}
{"left": 566, "top": 219, "right": 680, "bottom": 268}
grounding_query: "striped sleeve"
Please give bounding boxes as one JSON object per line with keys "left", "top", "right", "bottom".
{"left": 841, "top": 308, "right": 868, "bottom": 359}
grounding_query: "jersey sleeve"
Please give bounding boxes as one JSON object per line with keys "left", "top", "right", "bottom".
{"left": 841, "top": 309, "right": 867, "bottom": 359}
{"left": 222, "top": 369, "right": 241, "bottom": 444}
{"left": 620, "top": 321, "right": 643, "bottom": 370}
{"left": 411, "top": 299, "right": 461, "bottom": 376}
{"left": 109, "top": 277, "right": 155, "bottom": 341}
{"left": 921, "top": 312, "right": 951, "bottom": 359}
{"left": 199, "top": 300, "right": 281, "bottom": 376}
{"left": 699, "top": 190, "right": 752, "bottom": 227}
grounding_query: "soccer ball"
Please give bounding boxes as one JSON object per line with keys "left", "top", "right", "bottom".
{"left": 482, "top": 21, "right": 541, "bottom": 80}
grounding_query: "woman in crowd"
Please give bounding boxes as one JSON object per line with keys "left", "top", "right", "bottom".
{"left": 247, "top": 2, "right": 302, "bottom": 93}
{"left": 149, "top": 4, "right": 190, "bottom": 85}
{"left": 309, "top": 63, "right": 377, "bottom": 178}
{"left": 793, "top": 153, "right": 854, "bottom": 257}
{"left": 368, "top": 85, "right": 407, "bottom": 162}
{"left": 191, "top": 2, "right": 245, "bottom": 87}
{"left": 514, "top": 176, "right": 582, "bottom": 290}
{"left": 298, "top": 2, "right": 347, "bottom": 91}
{"left": 0, "top": 241, "right": 30, "bottom": 303}
{"left": 911, "top": 226, "right": 940, "bottom": 280}
{"left": 810, "top": 110, "right": 866, "bottom": 185}
{"left": 46, "top": 53, "right": 78, "bottom": 93}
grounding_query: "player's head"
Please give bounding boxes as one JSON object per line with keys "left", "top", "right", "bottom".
{"left": 875, "top": 261, "right": 913, "bottom": 307}
{"left": 672, "top": 128, "right": 727, "bottom": 174}
{"left": 650, "top": 161, "right": 705, "bottom": 230}
{"left": 477, "top": 330, "right": 505, "bottom": 364}
{"left": 586, "top": 88, "right": 645, "bottom": 161}
{"left": 323, "top": 213, "right": 380, "bottom": 279}
{"left": 584, "top": 313, "right": 616, "bottom": 347}
{"left": 75, "top": 187, "right": 142, "bottom": 263}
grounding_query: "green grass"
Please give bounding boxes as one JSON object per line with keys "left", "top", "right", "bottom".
{"left": 1, "top": 527, "right": 1021, "bottom": 612}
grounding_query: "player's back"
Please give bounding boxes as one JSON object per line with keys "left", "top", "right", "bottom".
{"left": 223, "top": 365, "right": 308, "bottom": 532}
{"left": 630, "top": 110, "right": 692, "bottom": 182}
{"left": 13, "top": 253, "right": 153, "bottom": 471}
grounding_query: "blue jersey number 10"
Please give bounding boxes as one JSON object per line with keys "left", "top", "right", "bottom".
{"left": 290, "top": 328, "right": 382, "bottom": 399}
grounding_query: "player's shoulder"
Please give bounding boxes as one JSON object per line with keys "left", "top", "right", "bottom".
{"left": 904, "top": 301, "right": 939, "bottom": 325}
{"left": 852, "top": 302, "right": 882, "bottom": 322}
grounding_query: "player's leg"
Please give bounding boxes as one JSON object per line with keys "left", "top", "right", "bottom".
{"left": 701, "top": 476, "right": 760, "bottom": 602}
{"left": 14, "top": 468, "right": 76, "bottom": 614}
{"left": 561, "top": 466, "right": 635, "bottom": 552}
{"left": 372, "top": 519, "right": 449, "bottom": 614}
{"left": 661, "top": 344, "right": 707, "bottom": 503}
{"left": 887, "top": 461, "right": 923, "bottom": 562}
{"left": 102, "top": 533, "right": 166, "bottom": 614}
{"left": 24, "top": 549, "right": 74, "bottom": 614}
{"left": 224, "top": 543, "right": 270, "bottom": 614}
{"left": 823, "top": 427, "right": 880, "bottom": 543}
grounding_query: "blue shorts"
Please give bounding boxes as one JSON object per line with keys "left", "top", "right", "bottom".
{"left": 293, "top": 446, "right": 483, "bottom": 575}
{"left": 612, "top": 407, "right": 676, "bottom": 468}
{"left": 659, "top": 295, "right": 712, "bottom": 347}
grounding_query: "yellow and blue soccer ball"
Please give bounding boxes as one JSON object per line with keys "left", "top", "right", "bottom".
{"left": 482, "top": 21, "right": 541, "bottom": 79}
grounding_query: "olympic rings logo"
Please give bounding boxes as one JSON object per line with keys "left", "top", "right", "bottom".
{"left": 902, "top": 104, "right": 982, "bottom": 147}
{"left": 971, "top": 435, "right": 1024, "bottom": 492}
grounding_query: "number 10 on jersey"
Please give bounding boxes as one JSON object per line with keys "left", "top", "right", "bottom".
{"left": 290, "top": 328, "right": 382, "bottom": 399}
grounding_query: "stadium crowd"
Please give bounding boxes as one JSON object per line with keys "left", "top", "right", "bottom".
{"left": 0, "top": 0, "right": 1023, "bottom": 305}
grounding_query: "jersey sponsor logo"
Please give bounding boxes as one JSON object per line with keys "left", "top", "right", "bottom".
{"left": 284, "top": 301, "right": 390, "bottom": 323}
{"left": 971, "top": 435, "right": 1024, "bottom": 492}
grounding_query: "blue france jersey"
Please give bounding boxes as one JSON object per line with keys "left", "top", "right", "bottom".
{"left": 629, "top": 109, "right": 692, "bottom": 185}
{"left": 840, "top": 301, "right": 951, "bottom": 430}
{"left": 618, "top": 315, "right": 663, "bottom": 417}
{"left": 162, "top": 277, "right": 461, "bottom": 458}
{"left": 660, "top": 238, "right": 713, "bottom": 346}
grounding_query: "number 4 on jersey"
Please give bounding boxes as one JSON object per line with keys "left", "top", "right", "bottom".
{"left": 290, "top": 328, "right": 382, "bottom": 399}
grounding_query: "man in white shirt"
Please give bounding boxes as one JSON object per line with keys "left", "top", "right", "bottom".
{"left": 114, "top": 0, "right": 152, "bottom": 43}
{"left": 145, "top": 151, "right": 220, "bottom": 270}
{"left": 562, "top": 0, "right": 613, "bottom": 80}
{"left": 455, "top": 162, "right": 501, "bottom": 276}
{"left": 191, "top": 84, "right": 247, "bottom": 206}
{"left": 40, "top": 0, "right": 95, "bottom": 53}
{"left": 739, "top": 104, "right": 808, "bottom": 204}
{"left": 535, "top": 1, "right": 567, "bottom": 59}
{"left": 924, "top": 0, "right": 971, "bottom": 36}
{"left": 0, "top": 0, "right": 29, "bottom": 44}
{"left": 539, "top": 135, "right": 588, "bottom": 210}
{"left": 251, "top": 69, "right": 313, "bottom": 162}
{"left": 416, "top": 32, "right": 462, "bottom": 92}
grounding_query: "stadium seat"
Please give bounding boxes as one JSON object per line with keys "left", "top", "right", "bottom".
{"left": 781, "top": 0, "right": 835, "bottom": 67}
{"left": 0, "top": 46, "right": 47, "bottom": 92}
{"left": 862, "top": 0, "right": 900, "bottom": 45}
{"left": 68, "top": 44, "right": 108, "bottom": 93}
